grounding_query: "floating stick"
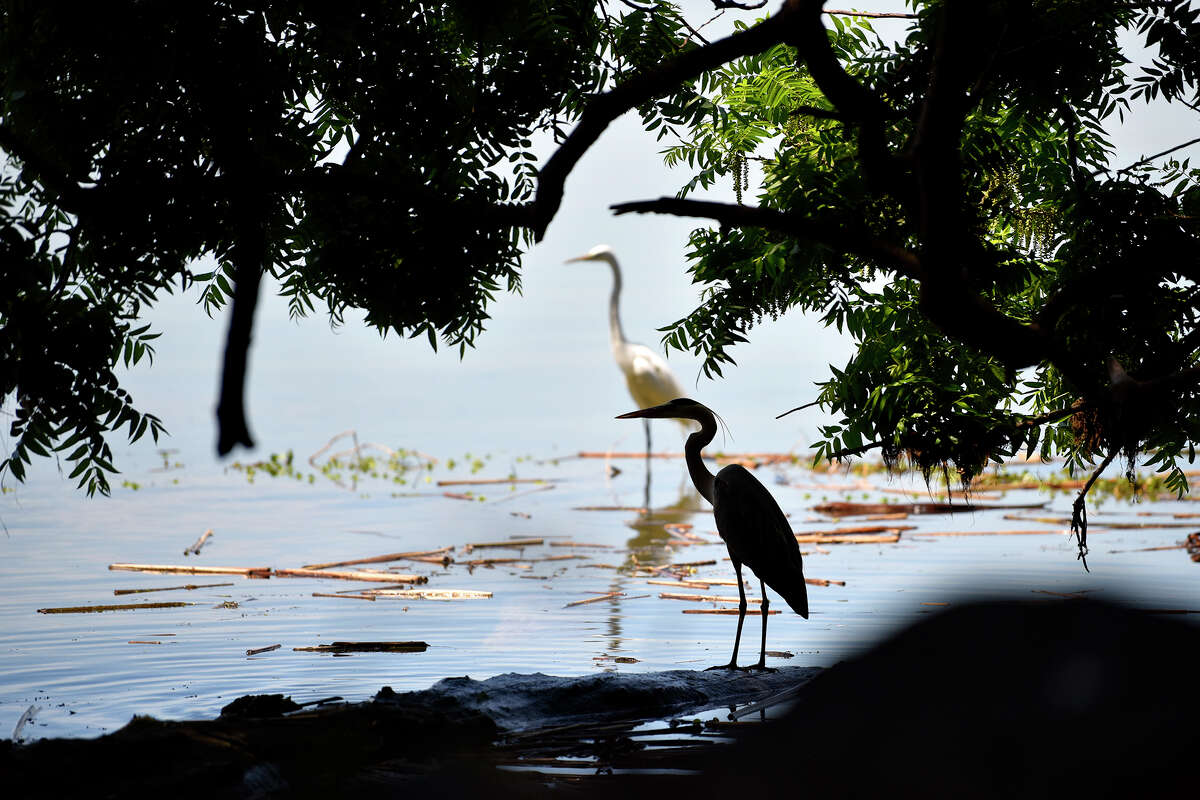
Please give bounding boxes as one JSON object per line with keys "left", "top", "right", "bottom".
{"left": 805, "top": 578, "right": 846, "bottom": 587}
{"left": 184, "top": 529, "right": 213, "bottom": 556}
{"left": 274, "top": 568, "right": 427, "bottom": 583}
{"left": 798, "top": 524, "right": 917, "bottom": 535}
{"left": 647, "top": 579, "right": 713, "bottom": 589}
{"left": 113, "top": 582, "right": 234, "bottom": 595}
{"left": 549, "top": 541, "right": 614, "bottom": 549}
{"left": 437, "top": 478, "right": 555, "bottom": 486}
{"left": 492, "top": 484, "right": 557, "bottom": 504}
{"left": 793, "top": 533, "right": 901, "bottom": 544}
{"left": 909, "top": 529, "right": 1072, "bottom": 537}
{"left": 682, "top": 609, "right": 779, "bottom": 615}
{"left": 246, "top": 644, "right": 282, "bottom": 656}
{"left": 367, "top": 589, "right": 493, "bottom": 600}
{"left": 38, "top": 601, "right": 193, "bottom": 614}
{"left": 312, "top": 592, "right": 377, "bottom": 601}
{"left": 293, "top": 641, "right": 429, "bottom": 653}
{"left": 301, "top": 547, "right": 453, "bottom": 570}
{"left": 465, "top": 537, "right": 544, "bottom": 551}
{"left": 571, "top": 506, "right": 648, "bottom": 512}
{"left": 659, "top": 592, "right": 762, "bottom": 604}
{"left": 564, "top": 591, "right": 624, "bottom": 608}
{"left": 109, "top": 563, "right": 271, "bottom": 577}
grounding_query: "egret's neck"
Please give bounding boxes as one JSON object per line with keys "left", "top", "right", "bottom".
{"left": 604, "top": 256, "right": 628, "bottom": 352}
{"left": 685, "top": 412, "right": 718, "bottom": 504}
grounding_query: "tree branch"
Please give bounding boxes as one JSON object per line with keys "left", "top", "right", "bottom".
{"left": 1070, "top": 447, "right": 1120, "bottom": 573}
{"left": 215, "top": 198, "right": 267, "bottom": 457}
{"left": 824, "top": 9, "right": 917, "bottom": 18}
{"left": 533, "top": 0, "right": 809, "bottom": 240}
{"left": 1108, "top": 136, "right": 1200, "bottom": 176}
{"left": 610, "top": 196, "right": 923, "bottom": 279}
{"left": 712, "top": 0, "right": 768, "bottom": 9}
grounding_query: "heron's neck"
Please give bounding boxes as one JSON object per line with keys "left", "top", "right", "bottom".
{"left": 685, "top": 412, "right": 717, "bottom": 504}
{"left": 605, "top": 256, "right": 628, "bottom": 352}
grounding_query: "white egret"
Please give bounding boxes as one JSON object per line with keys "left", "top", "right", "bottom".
{"left": 565, "top": 244, "right": 688, "bottom": 456}
{"left": 618, "top": 398, "right": 809, "bottom": 670}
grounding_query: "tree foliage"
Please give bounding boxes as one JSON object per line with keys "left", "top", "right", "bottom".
{"left": 3, "top": 0, "right": 1200, "bottom": 569}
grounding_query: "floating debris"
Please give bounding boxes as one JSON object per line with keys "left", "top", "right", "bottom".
{"left": 38, "top": 601, "right": 194, "bottom": 614}
{"left": 465, "top": 537, "right": 544, "bottom": 551}
{"left": 113, "top": 582, "right": 234, "bottom": 595}
{"left": 682, "top": 609, "right": 779, "bottom": 615}
{"left": 183, "top": 529, "right": 213, "bottom": 556}
{"left": 794, "top": 533, "right": 901, "bottom": 544}
{"left": 910, "top": 529, "right": 1070, "bottom": 537}
{"left": 312, "top": 592, "right": 377, "bottom": 601}
{"left": 437, "top": 477, "right": 554, "bottom": 486}
{"left": 274, "top": 568, "right": 427, "bottom": 583}
{"left": 293, "top": 641, "right": 428, "bottom": 653}
{"left": 301, "top": 547, "right": 453, "bottom": 570}
{"left": 366, "top": 589, "right": 493, "bottom": 601}
{"left": 659, "top": 592, "right": 762, "bottom": 604}
{"left": 798, "top": 524, "right": 917, "bottom": 535}
{"left": 564, "top": 591, "right": 625, "bottom": 608}
{"left": 573, "top": 505, "right": 648, "bottom": 513}
{"left": 109, "top": 563, "right": 271, "bottom": 578}
{"left": 246, "top": 644, "right": 282, "bottom": 656}
{"left": 813, "top": 501, "right": 1045, "bottom": 517}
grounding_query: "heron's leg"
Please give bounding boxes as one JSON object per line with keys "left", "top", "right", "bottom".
{"left": 751, "top": 580, "right": 775, "bottom": 671}
{"left": 643, "top": 418, "right": 652, "bottom": 460}
{"left": 707, "top": 563, "right": 746, "bottom": 670}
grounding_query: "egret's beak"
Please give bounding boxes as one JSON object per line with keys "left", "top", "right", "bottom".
{"left": 616, "top": 403, "right": 676, "bottom": 420}
{"left": 564, "top": 253, "right": 592, "bottom": 264}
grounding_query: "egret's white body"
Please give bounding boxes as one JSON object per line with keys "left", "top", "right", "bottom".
{"left": 566, "top": 244, "right": 689, "bottom": 453}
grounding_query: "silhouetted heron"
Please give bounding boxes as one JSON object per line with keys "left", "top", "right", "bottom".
{"left": 618, "top": 398, "right": 808, "bottom": 669}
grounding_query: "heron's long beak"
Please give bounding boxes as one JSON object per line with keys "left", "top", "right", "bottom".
{"left": 564, "top": 254, "right": 591, "bottom": 264}
{"left": 616, "top": 403, "right": 676, "bottom": 420}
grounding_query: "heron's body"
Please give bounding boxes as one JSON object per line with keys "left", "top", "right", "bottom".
{"left": 567, "top": 245, "right": 688, "bottom": 453}
{"left": 619, "top": 398, "right": 808, "bottom": 669}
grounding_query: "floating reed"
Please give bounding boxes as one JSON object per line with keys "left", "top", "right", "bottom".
{"left": 464, "top": 537, "right": 544, "bottom": 551}
{"left": 294, "top": 641, "right": 428, "bottom": 653}
{"left": 274, "top": 568, "right": 427, "bottom": 583}
{"left": 109, "top": 563, "right": 271, "bottom": 577}
{"left": 38, "top": 601, "right": 193, "bottom": 614}
{"left": 564, "top": 591, "right": 624, "bottom": 608}
{"left": 367, "top": 589, "right": 493, "bottom": 600}
{"left": 183, "top": 529, "right": 213, "bottom": 556}
{"left": 301, "top": 547, "right": 453, "bottom": 570}
{"left": 113, "top": 582, "right": 234, "bottom": 595}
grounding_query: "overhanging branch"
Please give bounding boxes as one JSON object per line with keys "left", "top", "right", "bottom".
{"left": 610, "top": 196, "right": 923, "bottom": 279}
{"left": 533, "top": 0, "right": 810, "bottom": 240}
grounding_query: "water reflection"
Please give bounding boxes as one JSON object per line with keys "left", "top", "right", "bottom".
{"left": 598, "top": 461, "right": 708, "bottom": 658}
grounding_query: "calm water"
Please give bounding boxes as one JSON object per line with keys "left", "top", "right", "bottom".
{"left": 4, "top": 443, "right": 1199, "bottom": 741}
